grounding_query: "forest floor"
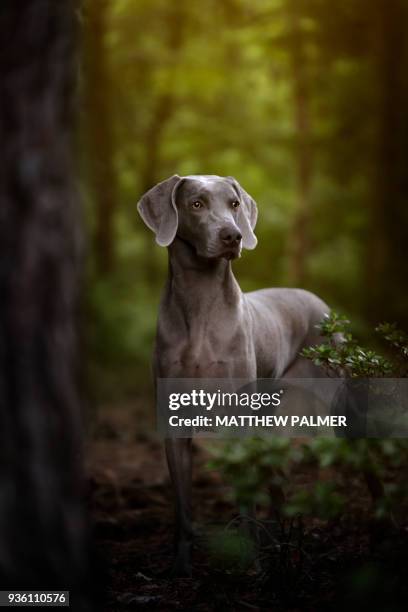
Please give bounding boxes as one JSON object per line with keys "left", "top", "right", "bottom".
{"left": 87, "top": 400, "right": 407, "bottom": 612}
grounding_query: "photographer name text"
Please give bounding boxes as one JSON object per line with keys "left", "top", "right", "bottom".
{"left": 168, "top": 414, "right": 347, "bottom": 428}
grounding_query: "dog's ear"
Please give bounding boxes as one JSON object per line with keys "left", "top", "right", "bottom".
{"left": 227, "top": 177, "right": 258, "bottom": 250}
{"left": 137, "top": 175, "right": 183, "bottom": 247}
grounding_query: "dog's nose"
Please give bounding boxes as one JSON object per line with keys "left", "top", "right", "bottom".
{"left": 219, "top": 227, "right": 242, "bottom": 246}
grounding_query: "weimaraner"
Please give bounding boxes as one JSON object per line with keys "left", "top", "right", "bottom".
{"left": 137, "top": 174, "right": 330, "bottom": 576}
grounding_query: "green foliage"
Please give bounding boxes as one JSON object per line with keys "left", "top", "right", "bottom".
{"left": 317, "top": 311, "right": 351, "bottom": 337}
{"left": 85, "top": 272, "right": 159, "bottom": 398}
{"left": 376, "top": 323, "right": 408, "bottom": 376}
{"left": 301, "top": 311, "right": 407, "bottom": 377}
{"left": 376, "top": 322, "right": 408, "bottom": 356}
{"left": 207, "top": 530, "right": 257, "bottom": 572}
{"left": 208, "top": 436, "right": 408, "bottom": 524}
{"left": 285, "top": 481, "right": 345, "bottom": 520}
{"left": 208, "top": 316, "right": 407, "bottom": 529}
{"left": 209, "top": 438, "right": 361, "bottom": 521}
{"left": 208, "top": 438, "right": 296, "bottom": 507}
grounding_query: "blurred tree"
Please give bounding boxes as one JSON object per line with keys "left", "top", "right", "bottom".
{"left": 139, "top": 3, "right": 188, "bottom": 194}
{"left": 0, "top": 0, "right": 89, "bottom": 603}
{"left": 368, "top": 0, "right": 408, "bottom": 326}
{"left": 287, "top": 0, "right": 312, "bottom": 285}
{"left": 84, "top": 0, "right": 117, "bottom": 275}
{"left": 138, "top": 1, "right": 188, "bottom": 282}
{"left": 305, "top": 0, "right": 408, "bottom": 326}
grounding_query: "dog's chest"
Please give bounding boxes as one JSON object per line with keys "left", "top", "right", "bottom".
{"left": 156, "top": 326, "right": 255, "bottom": 378}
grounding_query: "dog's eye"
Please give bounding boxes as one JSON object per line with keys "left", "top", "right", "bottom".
{"left": 231, "top": 200, "right": 240, "bottom": 209}
{"left": 192, "top": 201, "right": 203, "bottom": 209}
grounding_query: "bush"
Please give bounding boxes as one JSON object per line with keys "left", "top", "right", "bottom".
{"left": 208, "top": 314, "right": 408, "bottom": 532}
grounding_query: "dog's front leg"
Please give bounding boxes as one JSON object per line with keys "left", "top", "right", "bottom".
{"left": 165, "top": 437, "right": 193, "bottom": 577}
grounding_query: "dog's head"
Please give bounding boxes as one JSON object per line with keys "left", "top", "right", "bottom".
{"left": 137, "top": 174, "right": 258, "bottom": 260}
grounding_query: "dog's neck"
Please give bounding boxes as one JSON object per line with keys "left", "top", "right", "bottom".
{"left": 164, "top": 237, "right": 242, "bottom": 328}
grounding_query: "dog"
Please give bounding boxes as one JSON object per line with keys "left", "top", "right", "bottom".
{"left": 137, "top": 174, "right": 330, "bottom": 576}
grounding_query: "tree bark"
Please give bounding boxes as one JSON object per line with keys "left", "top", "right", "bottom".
{"left": 0, "top": 0, "right": 88, "bottom": 601}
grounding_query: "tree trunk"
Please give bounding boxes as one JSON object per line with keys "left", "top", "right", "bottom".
{"left": 367, "top": 0, "right": 408, "bottom": 326}
{"left": 287, "top": 0, "right": 312, "bottom": 287}
{"left": 0, "top": 0, "right": 88, "bottom": 602}
{"left": 84, "top": 0, "right": 117, "bottom": 276}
